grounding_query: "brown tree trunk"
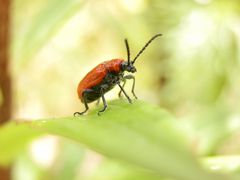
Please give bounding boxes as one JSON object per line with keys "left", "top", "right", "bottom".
{"left": 0, "top": 0, "right": 12, "bottom": 179}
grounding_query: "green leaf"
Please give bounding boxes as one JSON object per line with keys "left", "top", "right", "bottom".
{"left": 0, "top": 100, "right": 236, "bottom": 179}
{"left": 36, "top": 100, "right": 232, "bottom": 180}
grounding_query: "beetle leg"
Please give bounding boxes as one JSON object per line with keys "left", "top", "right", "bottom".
{"left": 74, "top": 90, "right": 89, "bottom": 116}
{"left": 118, "top": 75, "right": 137, "bottom": 99}
{"left": 98, "top": 94, "right": 108, "bottom": 116}
{"left": 118, "top": 79, "right": 126, "bottom": 97}
{"left": 74, "top": 99, "right": 88, "bottom": 116}
{"left": 117, "top": 83, "right": 132, "bottom": 104}
{"left": 124, "top": 75, "right": 137, "bottom": 99}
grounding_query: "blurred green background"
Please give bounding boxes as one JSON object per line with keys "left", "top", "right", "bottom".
{"left": 2, "top": 0, "right": 240, "bottom": 179}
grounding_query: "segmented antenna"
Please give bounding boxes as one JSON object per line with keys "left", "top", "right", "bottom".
{"left": 132, "top": 33, "right": 162, "bottom": 64}
{"left": 125, "top": 39, "right": 130, "bottom": 65}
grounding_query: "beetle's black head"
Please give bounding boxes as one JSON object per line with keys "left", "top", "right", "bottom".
{"left": 122, "top": 33, "right": 162, "bottom": 72}
{"left": 121, "top": 61, "right": 136, "bottom": 73}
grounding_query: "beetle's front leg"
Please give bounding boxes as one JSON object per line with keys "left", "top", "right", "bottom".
{"left": 125, "top": 74, "right": 137, "bottom": 99}
{"left": 118, "top": 75, "right": 137, "bottom": 99}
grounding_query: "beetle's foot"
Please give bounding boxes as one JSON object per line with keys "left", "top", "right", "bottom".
{"left": 97, "top": 106, "right": 107, "bottom": 116}
{"left": 118, "top": 91, "right": 123, "bottom": 98}
{"left": 132, "top": 92, "right": 138, "bottom": 99}
{"left": 74, "top": 111, "right": 85, "bottom": 116}
{"left": 127, "top": 98, "right": 132, "bottom": 104}
{"left": 97, "top": 110, "right": 105, "bottom": 116}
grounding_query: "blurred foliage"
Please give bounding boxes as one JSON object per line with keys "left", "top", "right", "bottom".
{"left": 11, "top": 0, "right": 85, "bottom": 66}
{"left": 4, "top": 0, "right": 240, "bottom": 179}
{"left": 12, "top": 138, "right": 85, "bottom": 180}
{"left": 0, "top": 122, "right": 42, "bottom": 166}
{"left": 202, "top": 155, "right": 240, "bottom": 174}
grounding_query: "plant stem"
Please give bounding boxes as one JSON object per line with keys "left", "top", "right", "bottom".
{"left": 0, "top": 0, "right": 12, "bottom": 179}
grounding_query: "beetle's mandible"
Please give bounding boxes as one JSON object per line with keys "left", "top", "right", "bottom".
{"left": 74, "top": 33, "right": 162, "bottom": 116}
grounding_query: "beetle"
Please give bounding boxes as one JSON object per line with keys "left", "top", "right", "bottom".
{"left": 74, "top": 33, "right": 162, "bottom": 116}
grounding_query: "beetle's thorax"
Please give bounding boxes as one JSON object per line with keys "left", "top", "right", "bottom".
{"left": 121, "top": 61, "right": 136, "bottom": 73}
{"left": 104, "top": 59, "right": 124, "bottom": 73}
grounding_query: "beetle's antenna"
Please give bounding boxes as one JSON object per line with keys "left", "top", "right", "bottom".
{"left": 125, "top": 39, "right": 130, "bottom": 65}
{"left": 132, "top": 33, "right": 162, "bottom": 64}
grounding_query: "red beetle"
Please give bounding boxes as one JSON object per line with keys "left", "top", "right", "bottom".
{"left": 74, "top": 33, "right": 162, "bottom": 116}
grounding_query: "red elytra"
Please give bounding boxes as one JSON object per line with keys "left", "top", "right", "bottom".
{"left": 77, "top": 59, "right": 124, "bottom": 102}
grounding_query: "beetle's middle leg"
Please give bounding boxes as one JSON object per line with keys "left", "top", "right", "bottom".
{"left": 96, "top": 98, "right": 100, "bottom": 106}
{"left": 118, "top": 79, "right": 126, "bottom": 97}
{"left": 98, "top": 89, "right": 108, "bottom": 115}
{"left": 117, "top": 82, "right": 132, "bottom": 104}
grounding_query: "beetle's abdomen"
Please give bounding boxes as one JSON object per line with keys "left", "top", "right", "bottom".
{"left": 77, "top": 63, "right": 107, "bottom": 101}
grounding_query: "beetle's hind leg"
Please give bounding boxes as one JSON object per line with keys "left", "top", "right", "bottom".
{"left": 74, "top": 100, "right": 88, "bottom": 116}
{"left": 74, "top": 90, "right": 90, "bottom": 116}
{"left": 98, "top": 94, "right": 107, "bottom": 116}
